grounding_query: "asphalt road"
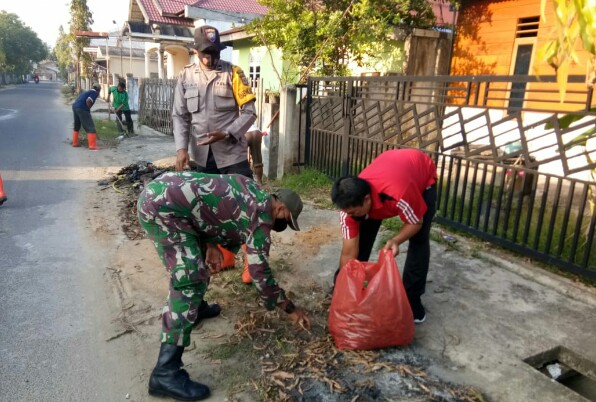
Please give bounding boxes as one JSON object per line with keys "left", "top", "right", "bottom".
{"left": 0, "top": 81, "right": 142, "bottom": 401}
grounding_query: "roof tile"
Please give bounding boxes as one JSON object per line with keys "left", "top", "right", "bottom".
{"left": 155, "top": 0, "right": 197, "bottom": 15}
{"left": 191, "top": 0, "right": 267, "bottom": 15}
{"left": 140, "top": 0, "right": 195, "bottom": 26}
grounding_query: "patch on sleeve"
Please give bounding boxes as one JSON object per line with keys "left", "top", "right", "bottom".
{"left": 232, "top": 66, "right": 256, "bottom": 107}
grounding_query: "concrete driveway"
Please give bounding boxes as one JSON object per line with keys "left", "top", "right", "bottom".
{"left": 100, "top": 116, "right": 596, "bottom": 402}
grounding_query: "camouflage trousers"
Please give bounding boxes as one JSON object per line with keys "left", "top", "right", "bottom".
{"left": 137, "top": 192, "right": 210, "bottom": 347}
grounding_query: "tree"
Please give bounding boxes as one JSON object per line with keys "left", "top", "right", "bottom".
{"left": 245, "top": 0, "right": 436, "bottom": 80}
{"left": 69, "top": 0, "right": 94, "bottom": 90}
{"left": 0, "top": 12, "right": 47, "bottom": 77}
{"left": 539, "top": 0, "right": 596, "bottom": 221}
{"left": 538, "top": 0, "right": 595, "bottom": 99}
{"left": 54, "top": 26, "right": 73, "bottom": 80}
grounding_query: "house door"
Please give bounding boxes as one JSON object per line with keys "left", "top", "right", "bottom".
{"left": 508, "top": 44, "right": 533, "bottom": 112}
{"left": 507, "top": 16, "right": 539, "bottom": 113}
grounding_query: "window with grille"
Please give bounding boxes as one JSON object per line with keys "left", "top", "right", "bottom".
{"left": 249, "top": 65, "right": 260, "bottom": 87}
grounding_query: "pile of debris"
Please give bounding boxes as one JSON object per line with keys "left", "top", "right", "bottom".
{"left": 221, "top": 296, "right": 484, "bottom": 402}
{"left": 98, "top": 161, "right": 173, "bottom": 240}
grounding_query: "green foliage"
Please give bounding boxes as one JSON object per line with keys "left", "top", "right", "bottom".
{"left": 0, "top": 12, "right": 48, "bottom": 75}
{"left": 95, "top": 118, "right": 129, "bottom": 140}
{"left": 564, "top": 127, "right": 596, "bottom": 151}
{"left": 277, "top": 167, "right": 332, "bottom": 189}
{"left": 537, "top": 1, "right": 596, "bottom": 220}
{"left": 271, "top": 168, "right": 333, "bottom": 208}
{"left": 246, "top": 0, "right": 435, "bottom": 80}
{"left": 545, "top": 107, "right": 596, "bottom": 130}
{"left": 69, "top": 0, "right": 94, "bottom": 85}
{"left": 538, "top": 0, "right": 596, "bottom": 99}
{"left": 54, "top": 26, "right": 73, "bottom": 80}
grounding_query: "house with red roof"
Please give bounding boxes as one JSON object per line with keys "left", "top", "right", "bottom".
{"left": 219, "top": 1, "right": 457, "bottom": 94}
{"left": 121, "top": 0, "right": 457, "bottom": 83}
{"left": 122, "top": 0, "right": 266, "bottom": 79}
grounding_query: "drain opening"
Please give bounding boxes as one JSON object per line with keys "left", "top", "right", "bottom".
{"left": 524, "top": 346, "right": 596, "bottom": 402}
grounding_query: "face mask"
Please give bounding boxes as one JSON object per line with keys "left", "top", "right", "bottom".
{"left": 272, "top": 219, "right": 288, "bottom": 232}
{"left": 200, "top": 50, "right": 220, "bottom": 69}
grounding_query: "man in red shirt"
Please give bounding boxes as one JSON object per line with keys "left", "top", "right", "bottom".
{"left": 331, "top": 149, "right": 437, "bottom": 323}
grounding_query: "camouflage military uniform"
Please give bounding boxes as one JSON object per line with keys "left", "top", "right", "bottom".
{"left": 137, "top": 172, "right": 287, "bottom": 346}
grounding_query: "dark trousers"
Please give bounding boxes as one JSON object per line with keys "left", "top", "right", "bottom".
{"left": 194, "top": 147, "right": 254, "bottom": 179}
{"left": 116, "top": 110, "right": 134, "bottom": 133}
{"left": 356, "top": 184, "right": 437, "bottom": 300}
{"left": 72, "top": 107, "right": 96, "bottom": 133}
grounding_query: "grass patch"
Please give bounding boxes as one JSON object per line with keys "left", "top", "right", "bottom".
{"left": 95, "top": 118, "right": 128, "bottom": 141}
{"left": 269, "top": 168, "right": 333, "bottom": 208}
{"left": 71, "top": 118, "right": 128, "bottom": 148}
{"left": 206, "top": 339, "right": 250, "bottom": 360}
{"left": 377, "top": 217, "right": 403, "bottom": 246}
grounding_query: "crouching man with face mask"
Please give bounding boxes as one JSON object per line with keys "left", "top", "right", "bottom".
{"left": 137, "top": 172, "right": 311, "bottom": 401}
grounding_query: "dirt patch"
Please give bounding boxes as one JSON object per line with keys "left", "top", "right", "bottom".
{"left": 86, "top": 163, "right": 484, "bottom": 402}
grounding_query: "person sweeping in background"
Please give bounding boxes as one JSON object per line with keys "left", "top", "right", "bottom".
{"left": 108, "top": 81, "right": 134, "bottom": 135}
{"left": 71, "top": 83, "right": 101, "bottom": 150}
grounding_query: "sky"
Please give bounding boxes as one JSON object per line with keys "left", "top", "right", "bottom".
{"left": 0, "top": 0, "right": 130, "bottom": 47}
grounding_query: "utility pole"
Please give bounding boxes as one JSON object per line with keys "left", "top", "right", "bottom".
{"left": 113, "top": 21, "right": 123, "bottom": 77}
{"left": 129, "top": 34, "right": 133, "bottom": 75}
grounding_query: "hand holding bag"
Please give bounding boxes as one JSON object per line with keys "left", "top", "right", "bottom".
{"left": 328, "top": 249, "right": 415, "bottom": 350}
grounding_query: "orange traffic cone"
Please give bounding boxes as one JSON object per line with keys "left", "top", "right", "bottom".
{"left": 242, "top": 244, "right": 252, "bottom": 284}
{"left": 72, "top": 131, "right": 81, "bottom": 147}
{"left": 0, "top": 174, "right": 7, "bottom": 206}
{"left": 217, "top": 245, "right": 236, "bottom": 269}
{"left": 87, "top": 133, "right": 99, "bottom": 150}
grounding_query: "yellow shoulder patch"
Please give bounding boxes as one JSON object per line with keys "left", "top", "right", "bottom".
{"left": 232, "top": 66, "right": 256, "bottom": 107}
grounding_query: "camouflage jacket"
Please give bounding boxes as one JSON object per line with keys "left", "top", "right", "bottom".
{"left": 139, "top": 172, "right": 286, "bottom": 309}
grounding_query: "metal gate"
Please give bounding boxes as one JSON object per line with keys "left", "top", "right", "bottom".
{"left": 305, "top": 75, "right": 596, "bottom": 280}
{"left": 138, "top": 78, "right": 177, "bottom": 135}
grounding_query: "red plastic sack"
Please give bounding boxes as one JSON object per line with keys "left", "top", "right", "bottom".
{"left": 328, "top": 249, "right": 414, "bottom": 350}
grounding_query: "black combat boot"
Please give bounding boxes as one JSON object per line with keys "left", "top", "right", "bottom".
{"left": 196, "top": 300, "right": 221, "bottom": 320}
{"left": 192, "top": 300, "right": 221, "bottom": 328}
{"left": 148, "top": 343, "right": 210, "bottom": 401}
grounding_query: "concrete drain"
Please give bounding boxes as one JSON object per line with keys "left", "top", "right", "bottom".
{"left": 524, "top": 346, "right": 596, "bottom": 401}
